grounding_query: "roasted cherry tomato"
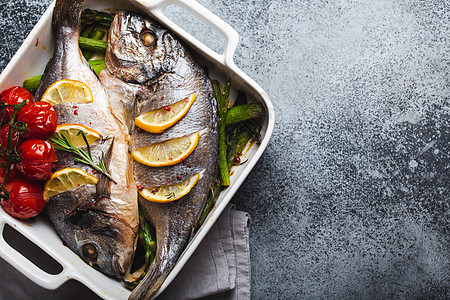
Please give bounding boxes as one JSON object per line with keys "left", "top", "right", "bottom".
{"left": 0, "top": 162, "right": 21, "bottom": 184}
{"left": 0, "top": 86, "right": 34, "bottom": 124}
{"left": 18, "top": 139, "right": 57, "bottom": 181}
{"left": 17, "top": 102, "right": 57, "bottom": 140}
{"left": 1, "top": 178, "right": 45, "bottom": 219}
{"left": 0, "top": 124, "right": 25, "bottom": 151}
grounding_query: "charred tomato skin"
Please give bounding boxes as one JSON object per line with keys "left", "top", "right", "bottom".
{"left": 0, "top": 86, "right": 34, "bottom": 124}
{"left": 2, "top": 178, "right": 45, "bottom": 219}
{"left": 17, "top": 102, "right": 57, "bottom": 140}
{"left": 18, "top": 139, "right": 57, "bottom": 181}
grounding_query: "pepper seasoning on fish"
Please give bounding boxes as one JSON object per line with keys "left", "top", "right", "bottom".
{"left": 100, "top": 10, "right": 219, "bottom": 299}
{"left": 34, "top": 0, "right": 138, "bottom": 278}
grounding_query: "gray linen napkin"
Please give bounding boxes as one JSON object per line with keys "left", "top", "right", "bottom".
{"left": 158, "top": 203, "right": 252, "bottom": 300}
{"left": 0, "top": 203, "right": 251, "bottom": 300}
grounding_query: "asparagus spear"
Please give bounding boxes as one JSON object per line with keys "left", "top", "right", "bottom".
{"left": 123, "top": 210, "right": 156, "bottom": 289}
{"left": 226, "top": 126, "right": 240, "bottom": 169}
{"left": 243, "top": 119, "right": 262, "bottom": 144}
{"left": 213, "top": 80, "right": 231, "bottom": 186}
{"left": 22, "top": 59, "right": 106, "bottom": 92}
{"left": 22, "top": 75, "right": 42, "bottom": 92}
{"left": 83, "top": 28, "right": 106, "bottom": 60}
{"left": 234, "top": 130, "right": 252, "bottom": 164}
{"left": 197, "top": 180, "right": 222, "bottom": 228}
{"left": 88, "top": 59, "right": 107, "bottom": 73}
{"left": 79, "top": 37, "right": 107, "bottom": 52}
{"left": 227, "top": 129, "right": 252, "bottom": 168}
{"left": 198, "top": 103, "right": 258, "bottom": 226}
{"left": 81, "top": 9, "right": 114, "bottom": 27}
{"left": 81, "top": 24, "right": 95, "bottom": 38}
{"left": 225, "top": 103, "right": 264, "bottom": 125}
{"left": 140, "top": 212, "right": 156, "bottom": 258}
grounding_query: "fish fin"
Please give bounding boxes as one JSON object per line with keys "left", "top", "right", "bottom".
{"left": 35, "top": 0, "right": 85, "bottom": 100}
{"left": 96, "top": 137, "right": 115, "bottom": 197}
{"left": 52, "top": 0, "right": 84, "bottom": 33}
{"left": 131, "top": 195, "right": 202, "bottom": 300}
{"left": 129, "top": 223, "right": 189, "bottom": 300}
{"left": 129, "top": 254, "right": 170, "bottom": 300}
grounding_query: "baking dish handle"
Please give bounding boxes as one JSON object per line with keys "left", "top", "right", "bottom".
{"left": 0, "top": 220, "right": 68, "bottom": 290}
{"left": 139, "top": 0, "right": 239, "bottom": 66}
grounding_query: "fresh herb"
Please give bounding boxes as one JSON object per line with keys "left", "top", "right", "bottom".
{"left": 49, "top": 131, "right": 117, "bottom": 183}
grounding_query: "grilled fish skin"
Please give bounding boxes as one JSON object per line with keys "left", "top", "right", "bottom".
{"left": 101, "top": 11, "right": 219, "bottom": 299}
{"left": 35, "top": 0, "right": 138, "bottom": 278}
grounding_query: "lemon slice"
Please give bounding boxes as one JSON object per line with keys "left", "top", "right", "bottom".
{"left": 132, "top": 132, "right": 199, "bottom": 167}
{"left": 139, "top": 173, "right": 200, "bottom": 203}
{"left": 41, "top": 79, "right": 94, "bottom": 106}
{"left": 44, "top": 167, "right": 99, "bottom": 200}
{"left": 135, "top": 94, "right": 196, "bottom": 133}
{"left": 53, "top": 123, "right": 102, "bottom": 148}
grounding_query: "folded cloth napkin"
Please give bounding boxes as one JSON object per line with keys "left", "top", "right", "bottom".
{"left": 0, "top": 203, "right": 251, "bottom": 300}
{"left": 158, "top": 204, "right": 252, "bottom": 300}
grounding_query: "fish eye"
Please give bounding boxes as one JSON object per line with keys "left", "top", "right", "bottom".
{"left": 82, "top": 243, "right": 98, "bottom": 260}
{"left": 140, "top": 29, "right": 156, "bottom": 47}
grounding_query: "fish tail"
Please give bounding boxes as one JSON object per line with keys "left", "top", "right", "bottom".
{"left": 129, "top": 221, "right": 191, "bottom": 300}
{"left": 52, "top": 0, "right": 85, "bottom": 33}
{"left": 129, "top": 255, "right": 170, "bottom": 300}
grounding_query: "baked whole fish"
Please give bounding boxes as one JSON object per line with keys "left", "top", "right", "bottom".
{"left": 35, "top": 0, "right": 138, "bottom": 278}
{"left": 100, "top": 10, "right": 219, "bottom": 299}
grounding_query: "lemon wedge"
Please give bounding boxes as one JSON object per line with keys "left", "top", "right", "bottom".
{"left": 132, "top": 132, "right": 199, "bottom": 167}
{"left": 41, "top": 79, "right": 93, "bottom": 106}
{"left": 139, "top": 173, "right": 200, "bottom": 203}
{"left": 135, "top": 94, "right": 196, "bottom": 133}
{"left": 53, "top": 123, "right": 101, "bottom": 148}
{"left": 44, "top": 167, "right": 98, "bottom": 200}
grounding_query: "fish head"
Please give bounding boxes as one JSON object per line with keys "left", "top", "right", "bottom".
{"left": 47, "top": 188, "right": 135, "bottom": 278}
{"left": 69, "top": 209, "right": 134, "bottom": 277}
{"left": 106, "top": 10, "right": 179, "bottom": 84}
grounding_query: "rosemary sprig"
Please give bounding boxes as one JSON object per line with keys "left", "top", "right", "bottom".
{"left": 49, "top": 130, "right": 117, "bottom": 184}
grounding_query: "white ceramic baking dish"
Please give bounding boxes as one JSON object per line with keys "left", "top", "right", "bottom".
{"left": 0, "top": 0, "right": 274, "bottom": 299}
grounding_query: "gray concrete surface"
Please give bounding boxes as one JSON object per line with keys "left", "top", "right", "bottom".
{"left": 0, "top": 0, "right": 449, "bottom": 299}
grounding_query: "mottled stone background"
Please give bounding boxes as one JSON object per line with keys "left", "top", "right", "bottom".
{"left": 0, "top": 0, "right": 449, "bottom": 299}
